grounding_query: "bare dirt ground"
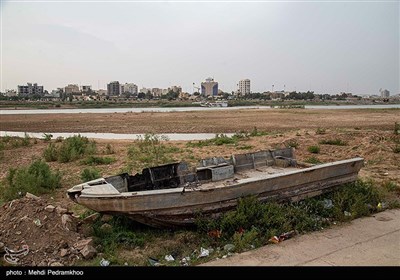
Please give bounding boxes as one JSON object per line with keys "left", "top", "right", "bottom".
{"left": 1, "top": 108, "right": 399, "bottom": 133}
{"left": 0, "top": 108, "right": 399, "bottom": 266}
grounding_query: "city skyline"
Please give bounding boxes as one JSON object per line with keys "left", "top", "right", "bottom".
{"left": 1, "top": 1, "right": 398, "bottom": 95}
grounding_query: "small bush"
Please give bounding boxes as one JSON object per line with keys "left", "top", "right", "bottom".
{"left": 286, "top": 140, "right": 299, "bottom": 148}
{"left": 42, "top": 133, "right": 53, "bottom": 141}
{"left": 393, "top": 145, "right": 400, "bottom": 153}
{"left": 1, "top": 160, "right": 61, "bottom": 201}
{"left": 104, "top": 144, "right": 115, "bottom": 154}
{"left": 307, "top": 145, "right": 320, "bottom": 154}
{"left": 249, "top": 127, "right": 268, "bottom": 137}
{"left": 304, "top": 156, "right": 322, "bottom": 164}
{"left": 237, "top": 145, "right": 253, "bottom": 150}
{"left": 82, "top": 156, "right": 115, "bottom": 165}
{"left": 319, "top": 139, "right": 347, "bottom": 146}
{"left": 395, "top": 122, "right": 400, "bottom": 135}
{"left": 43, "top": 135, "right": 97, "bottom": 163}
{"left": 187, "top": 134, "right": 242, "bottom": 148}
{"left": 43, "top": 143, "right": 58, "bottom": 162}
{"left": 128, "top": 134, "right": 179, "bottom": 170}
{"left": 316, "top": 128, "right": 326, "bottom": 135}
{"left": 81, "top": 168, "right": 101, "bottom": 182}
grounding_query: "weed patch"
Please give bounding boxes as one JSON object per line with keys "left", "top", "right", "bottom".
{"left": 81, "top": 168, "right": 101, "bottom": 182}
{"left": 307, "top": 145, "right": 320, "bottom": 154}
{"left": 0, "top": 160, "right": 61, "bottom": 201}
{"left": 82, "top": 156, "right": 116, "bottom": 166}
{"left": 304, "top": 156, "right": 322, "bottom": 164}
{"left": 319, "top": 139, "right": 347, "bottom": 146}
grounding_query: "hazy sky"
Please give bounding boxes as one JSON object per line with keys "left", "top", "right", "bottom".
{"left": 1, "top": 1, "right": 399, "bottom": 95}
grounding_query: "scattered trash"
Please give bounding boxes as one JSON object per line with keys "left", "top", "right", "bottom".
{"left": 180, "top": 257, "right": 190, "bottom": 266}
{"left": 4, "top": 245, "right": 29, "bottom": 265}
{"left": 100, "top": 258, "right": 110, "bottom": 266}
{"left": 222, "top": 255, "right": 227, "bottom": 259}
{"left": 322, "top": 199, "right": 333, "bottom": 209}
{"left": 33, "top": 219, "right": 41, "bottom": 227}
{"left": 268, "top": 236, "right": 280, "bottom": 244}
{"left": 208, "top": 229, "right": 222, "bottom": 238}
{"left": 344, "top": 211, "right": 352, "bottom": 217}
{"left": 377, "top": 202, "right": 388, "bottom": 210}
{"left": 198, "top": 247, "right": 209, "bottom": 258}
{"left": 164, "top": 255, "right": 174, "bottom": 262}
{"left": 124, "top": 262, "right": 128, "bottom": 266}
{"left": 223, "top": 244, "right": 235, "bottom": 252}
{"left": 278, "top": 230, "right": 296, "bottom": 241}
{"left": 148, "top": 257, "right": 161, "bottom": 266}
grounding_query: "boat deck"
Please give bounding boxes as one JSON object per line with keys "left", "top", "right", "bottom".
{"left": 195, "top": 165, "right": 300, "bottom": 190}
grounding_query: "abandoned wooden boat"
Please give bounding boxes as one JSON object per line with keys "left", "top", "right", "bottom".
{"left": 67, "top": 148, "right": 364, "bottom": 227}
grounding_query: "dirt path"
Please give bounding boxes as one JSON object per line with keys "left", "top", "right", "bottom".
{"left": 203, "top": 209, "right": 400, "bottom": 266}
{"left": 1, "top": 109, "right": 399, "bottom": 133}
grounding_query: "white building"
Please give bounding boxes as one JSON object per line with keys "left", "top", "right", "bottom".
{"left": 380, "top": 88, "right": 390, "bottom": 98}
{"left": 122, "top": 83, "right": 138, "bottom": 94}
{"left": 238, "top": 79, "right": 251, "bottom": 95}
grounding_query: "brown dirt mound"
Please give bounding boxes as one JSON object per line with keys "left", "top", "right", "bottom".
{"left": 0, "top": 195, "right": 91, "bottom": 266}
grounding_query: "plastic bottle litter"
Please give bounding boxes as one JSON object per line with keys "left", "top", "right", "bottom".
{"left": 322, "top": 199, "right": 333, "bottom": 209}
{"left": 198, "top": 247, "right": 209, "bottom": 258}
{"left": 100, "top": 258, "right": 110, "bottom": 266}
{"left": 164, "top": 255, "right": 174, "bottom": 262}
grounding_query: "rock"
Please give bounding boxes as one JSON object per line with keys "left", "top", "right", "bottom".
{"left": 100, "top": 214, "right": 113, "bottom": 223}
{"left": 45, "top": 205, "right": 55, "bottom": 213}
{"left": 73, "top": 238, "right": 94, "bottom": 251}
{"left": 60, "top": 249, "right": 69, "bottom": 257}
{"left": 81, "top": 245, "right": 97, "bottom": 259}
{"left": 50, "top": 262, "right": 64, "bottom": 266}
{"left": 0, "top": 242, "right": 5, "bottom": 254}
{"left": 83, "top": 213, "right": 100, "bottom": 223}
{"left": 224, "top": 244, "right": 235, "bottom": 252}
{"left": 61, "top": 214, "right": 77, "bottom": 232}
{"left": 38, "top": 261, "right": 47, "bottom": 266}
{"left": 100, "top": 223, "right": 112, "bottom": 233}
{"left": 26, "top": 192, "right": 40, "bottom": 200}
{"left": 59, "top": 240, "right": 69, "bottom": 249}
{"left": 56, "top": 206, "right": 68, "bottom": 215}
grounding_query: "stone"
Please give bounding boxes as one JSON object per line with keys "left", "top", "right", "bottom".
{"left": 45, "top": 205, "right": 55, "bottom": 213}
{"left": 223, "top": 244, "right": 235, "bottom": 252}
{"left": 100, "top": 223, "right": 112, "bottom": 233}
{"left": 50, "top": 262, "right": 64, "bottom": 266}
{"left": 56, "top": 206, "right": 68, "bottom": 215}
{"left": 83, "top": 213, "right": 100, "bottom": 223}
{"left": 61, "top": 214, "right": 77, "bottom": 232}
{"left": 73, "top": 238, "right": 94, "bottom": 251}
{"left": 25, "top": 192, "right": 40, "bottom": 200}
{"left": 100, "top": 214, "right": 113, "bottom": 223}
{"left": 81, "top": 245, "right": 97, "bottom": 259}
{"left": 60, "top": 249, "right": 69, "bottom": 257}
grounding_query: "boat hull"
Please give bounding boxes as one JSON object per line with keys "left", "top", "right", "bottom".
{"left": 74, "top": 158, "right": 364, "bottom": 227}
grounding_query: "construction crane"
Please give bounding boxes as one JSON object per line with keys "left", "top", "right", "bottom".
{"left": 193, "top": 83, "right": 201, "bottom": 95}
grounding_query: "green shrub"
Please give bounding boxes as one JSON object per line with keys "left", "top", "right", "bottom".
{"left": 127, "top": 134, "right": 179, "bottom": 170}
{"left": 104, "top": 144, "right": 115, "bottom": 154}
{"left": 286, "top": 140, "right": 299, "bottom": 148}
{"left": 81, "top": 168, "right": 101, "bottom": 182}
{"left": 395, "top": 122, "right": 400, "bottom": 135}
{"left": 304, "top": 156, "right": 322, "bottom": 164}
{"left": 43, "top": 135, "right": 97, "bottom": 163}
{"left": 1, "top": 160, "right": 61, "bottom": 201}
{"left": 316, "top": 128, "right": 326, "bottom": 135}
{"left": 319, "top": 139, "right": 347, "bottom": 146}
{"left": 307, "top": 145, "right": 320, "bottom": 154}
{"left": 82, "top": 156, "right": 115, "bottom": 165}
{"left": 42, "top": 133, "right": 53, "bottom": 141}
{"left": 187, "top": 134, "right": 242, "bottom": 148}
{"left": 43, "top": 143, "right": 58, "bottom": 162}
{"left": 249, "top": 127, "right": 268, "bottom": 137}
{"left": 393, "top": 145, "right": 400, "bottom": 153}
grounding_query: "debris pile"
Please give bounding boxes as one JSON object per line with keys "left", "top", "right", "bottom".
{"left": 0, "top": 194, "right": 97, "bottom": 266}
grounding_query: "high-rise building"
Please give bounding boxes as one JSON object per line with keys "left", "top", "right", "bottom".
{"left": 18, "top": 83, "right": 44, "bottom": 96}
{"left": 238, "top": 79, "right": 250, "bottom": 95}
{"left": 107, "top": 81, "right": 120, "bottom": 96}
{"left": 380, "top": 88, "right": 390, "bottom": 98}
{"left": 201, "top": 77, "right": 218, "bottom": 96}
{"left": 81, "top": 85, "right": 92, "bottom": 93}
{"left": 64, "top": 84, "right": 80, "bottom": 94}
{"left": 122, "top": 83, "right": 138, "bottom": 94}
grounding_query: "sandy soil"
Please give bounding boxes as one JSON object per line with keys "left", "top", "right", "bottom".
{"left": 1, "top": 108, "right": 399, "bottom": 133}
